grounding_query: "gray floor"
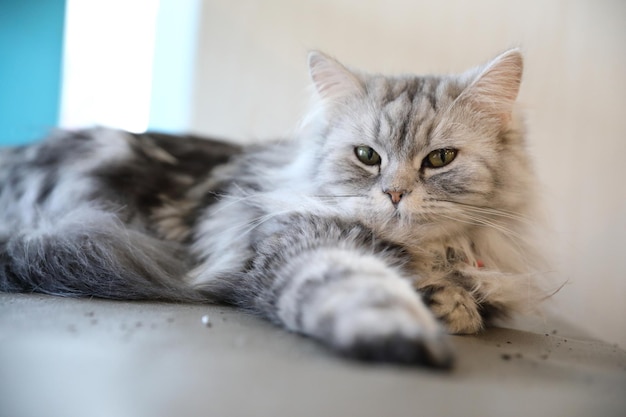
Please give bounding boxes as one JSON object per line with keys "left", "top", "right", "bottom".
{"left": 1, "top": 293, "right": 625, "bottom": 417}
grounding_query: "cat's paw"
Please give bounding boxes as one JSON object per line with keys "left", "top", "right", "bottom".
{"left": 302, "top": 277, "right": 455, "bottom": 368}
{"left": 421, "top": 284, "right": 483, "bottom": 334}
{"left": 331, "top": 303, "right": 454, "bottom": 368}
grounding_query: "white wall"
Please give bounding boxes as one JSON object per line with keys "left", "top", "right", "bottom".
{"left": 60, "top": 0, "right": 159, "bottom": 132}
{"left": 148, "top": 0, "right": 201, "bottom": 133}
{"left": 186, "top": 0, "right": 626, "bottom": 346}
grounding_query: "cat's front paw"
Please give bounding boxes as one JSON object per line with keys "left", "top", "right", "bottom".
{"left": 420, "top": 284, "right": 483, "bottom": 334}
{"left": 302, "top": 277, "right": 455, "bottom": 368}
{"left": 331, "top": 303, "right": 454, "bottom": 368}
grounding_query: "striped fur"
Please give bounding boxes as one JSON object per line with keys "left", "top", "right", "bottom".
{"left": 0, "top": 50, "right": 545, "bottom": 367}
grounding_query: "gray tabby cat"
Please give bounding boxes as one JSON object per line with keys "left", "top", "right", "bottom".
{"left": 0, "top": 50, "right": 543, "bottom": 367}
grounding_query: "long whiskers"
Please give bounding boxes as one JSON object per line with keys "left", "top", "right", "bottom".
{"left": 207, "top": 188, "right": 363, "bottom": 216}
{"left": 204, "top": 192, "right": 364, "bottom": 243}
{"left": 203, "top": 208, "right": 294, "bottom": 243}
{"left": 313, "top": 194, "right": 364, "bottom": 199}
{"left": 437, "top": 211, "right": 526, "bottom": 244}
{"left": 207, "top": 193, "right": 256, "bottom": 215}
{"left": 237, "top": 210, "right": 292, "bottom": 238}
{"left": 438, "top": 199, "right": 534, "bottom": 225}
{"left": 437, "top": 211, "right": 536, "bottom": 268}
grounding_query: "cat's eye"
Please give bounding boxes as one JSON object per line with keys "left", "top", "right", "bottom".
{"left": 424, "top": 148, "right": 457, "bottom": 168}
{"left": 355, "top": 146, "right": 381, "bottom": 166}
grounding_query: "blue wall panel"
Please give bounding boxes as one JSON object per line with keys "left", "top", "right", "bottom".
{"left": 0, "top": 0, "right": 66, "bottom": 145}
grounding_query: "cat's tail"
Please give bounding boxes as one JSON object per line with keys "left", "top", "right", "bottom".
{"left": 0, "top": 208, "right": 205, "bottom": 302}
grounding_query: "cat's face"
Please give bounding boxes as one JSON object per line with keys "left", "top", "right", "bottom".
{"left": 307, "top": 51, "right": 534, "bottom": 242}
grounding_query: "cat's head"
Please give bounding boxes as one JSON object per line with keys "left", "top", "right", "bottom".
{"left": 303, "top": 50, "right": 536, "bottom": 252}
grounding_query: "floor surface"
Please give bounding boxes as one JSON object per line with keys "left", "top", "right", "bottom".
{"left": 1, "top": 293, "right": 625, "bottom": 417}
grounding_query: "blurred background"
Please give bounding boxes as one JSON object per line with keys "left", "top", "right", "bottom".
{"left": 1, "top": 0, "right": 624, "bottom": 346}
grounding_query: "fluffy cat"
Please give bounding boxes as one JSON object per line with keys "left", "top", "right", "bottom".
{"left": 0, "top": 50, "right": 544, "bottom": 367}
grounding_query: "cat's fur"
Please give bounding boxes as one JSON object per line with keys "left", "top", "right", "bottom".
{"left": 0, "top": 50, "right": 544, "bottom": 367}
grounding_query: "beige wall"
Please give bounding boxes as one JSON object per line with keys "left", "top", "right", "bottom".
{"left": 188, "top": 0, "right": 626, "bottom": 346}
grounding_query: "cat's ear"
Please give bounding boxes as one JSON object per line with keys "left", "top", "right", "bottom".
{"left": 308, "top": 51, "right": 364, "bottom": 102}
{"left": 457, "top": 49, "right": 523, "bottom": 124}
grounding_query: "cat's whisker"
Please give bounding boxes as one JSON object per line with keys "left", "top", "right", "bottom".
{"left": 438, "top": 199, "right": 533, "bottom": 225}
{"left": 436, "top": 212, "right": 486, "bottom": 229}
{"left": 312, "top": 194, "right": 363, "bottom": 198}
{"left": 462, "top": 206, "right": 533, "bottom": 226}
{"left": 437, "top": 211, "right": 526, "bottom": 244}
{"left": 201, "top": 199, "right": 292, "bottom": 244}
{"left": 435, "top": 211, "right": 538, "bottom": 270}
{"left": 462, "top": 213, "right": 536, "bottom": 263}
{"left": 210, "top": 209, "right": 292, "bottom": 241}
{"left": 206, "top": 193, "right": 256, "bottom": 215}
{"left": 237, "top": 213, "right": 281, "bottom": 237}
{"left": 463, "top": 215, "right": 526, "bottom": 243}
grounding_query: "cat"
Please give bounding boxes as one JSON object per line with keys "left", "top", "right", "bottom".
{"left": 0, "top": 49, "right": 545, "bottom": 368}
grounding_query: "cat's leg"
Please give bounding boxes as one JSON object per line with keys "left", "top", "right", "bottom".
{"left": 416, "top": 270, "right": 514, "bottom": 334}
{"left": 269, "top": 248, "right": 453, "bottom": 366}
{"left": 207, "top": 216, "right": 455, "bottom": 367}
{"left": 418, "top": 279, "right": 483, "bottom": 334}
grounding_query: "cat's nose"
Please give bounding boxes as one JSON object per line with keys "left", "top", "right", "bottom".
{"left": 384, "top": 190, "right": 405, "bottom": 205}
